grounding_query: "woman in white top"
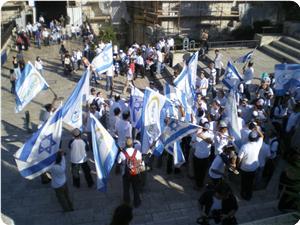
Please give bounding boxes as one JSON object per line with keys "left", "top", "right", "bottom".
{"left": 49, "top": 151, "right": 73, "bottom": 212}
{"left": 35, "top": 56, "right": 44, "bottom": 76}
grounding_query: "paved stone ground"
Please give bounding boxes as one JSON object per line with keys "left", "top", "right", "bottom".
{"left": 1, "top": 40, "right": 284, "bottom": 225}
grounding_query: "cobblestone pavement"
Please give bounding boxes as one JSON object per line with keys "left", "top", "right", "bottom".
{"left": 1, "top": 40, "right": 283, "bottom": 225}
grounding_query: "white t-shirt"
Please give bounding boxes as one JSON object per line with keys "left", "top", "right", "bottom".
{"left": 194, "top": 131, "right": 213, "bottom": 159}
{"left": 157, "top": 50, "right": 163, "bottom": 63}
{"left": 209, "top": 154, "right": 225, "bottom": 179}
{"left": 35, "top": 60, "right": 43, "bottom": 70}
{"left": 50, "top": 156, "right": 66, "bottom": 188}
{"left": 238, "top": 137, "right": 263, "bottom": 171}
{"left": 258, "top": 142, "right": 271, "bottom": 168}
{"left": 69, "top": 139, "right": 88, "bottom": 164}
{"left": 115, "top": 119, "right": 132, "bottom": 149}
{"left": 214, "top": 53, "right": 223, "bottom": 69}
{"left": 214, "top": 133, "right": 229, "bottom": 155}
{"left": 197, "top": 78, "right": 208, "bottom": 96}
{"left": 136, "top": 55, "right": 144, "bottom": 66}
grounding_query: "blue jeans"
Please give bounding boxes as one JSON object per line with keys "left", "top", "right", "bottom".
{"left": 156, "top": 62, "right": 162, "bottom": 75}
{"left": 37, "top": 69, "right": 44, "bottom": 76}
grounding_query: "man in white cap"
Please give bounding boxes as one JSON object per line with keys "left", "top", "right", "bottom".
{"left": 237, "top": 127, "right": 264, "bottom": 200}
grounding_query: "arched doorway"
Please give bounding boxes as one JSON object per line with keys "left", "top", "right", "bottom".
{"left": 35, "top": 1, "right": 67, "bottom": 26}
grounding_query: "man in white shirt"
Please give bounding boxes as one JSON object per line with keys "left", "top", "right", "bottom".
{"left": 208, "top": 62, "right": 217, "bottom": 99}
{"left": 76, "top": 49, "right": 82, "bottom": 70}
{"left": 196, "top": 71, "right": 209, "bottom": 97}
{"left": 118, "top": 138, "right": 142, "bottom": 207}
{"left": 156, "top": 49, "right": 163, "bottom": 75}
{"left": 106, "top": 67, "right": 114, "bottom": 96}
{"left": 68, "top": 129, "right": 94, "bottom": 188}
{"left": 42, "top": 28, "right": 50, "bottom": 46}
{"left": 115, "top": 111, "right": 132, "bottom": 150}
{"left": 193, "top": 122, "right": 214, "bottom": 189}
{"left": 237, "top": 128, "right": 264, "bottom": 200}
{"left": 49, "top": 151, "right": 73, "bottom": 212}
{"left": 71, "top": 24, "right": 76, "bottom": 39}
{"left": 243, "top": 62, "right": 254, "bottom": 100}
{"left": 214, "top": 49, "right": 223, "bottom": 84}
{"left": 135, "top": 53, "right": 144, "bottom": 78}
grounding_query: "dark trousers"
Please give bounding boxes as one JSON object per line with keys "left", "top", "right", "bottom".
{"left": 215, "top": 68, "right": 222, "bottom": 84}
{"left": 166, "top": 153, "right": 181, "bottom": 174}
{"left": 10, "top": 80, "right": 15, "bottom": 94}
{"left": 193, "top": 156, "right": 210, "bottom": 188}
{"left": 244, "top": 84, "right": 251, "bottom": 100}
{"left": 135, "top": 64, "right": 144, "bottom": 78}
{"left": 123, "top": 174, "right": 141, "bottom": 207}
{"left": 240, "top": 169, "right": 256, "bottom": 200}
{"left": 71, "top": 162, "right": 94, "bottom": 188}
{"left": 54, "top": 183, "right": 73, "bottom": 212}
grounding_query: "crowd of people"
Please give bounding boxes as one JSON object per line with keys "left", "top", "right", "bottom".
{"left": 9, "top": 16, "right": 300, "bottom": 225}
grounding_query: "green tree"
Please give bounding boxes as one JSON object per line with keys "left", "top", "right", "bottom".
{"left": 98, "top": 26, "right": 117, "bottom": 43}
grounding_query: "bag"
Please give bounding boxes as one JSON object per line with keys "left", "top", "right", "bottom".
{"left": 123, "top": 149, "right": 143, "bottom": 176}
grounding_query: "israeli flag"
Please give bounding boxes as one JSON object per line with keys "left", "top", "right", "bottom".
{"left": 14, "top": 107, "right": 63, "bottom": 179}
{"left": 235, "top": 51, "right": 254, "bottom": 64}
{"left": 129, "top": 86, "right": 144, "bottom": 129}
{"left": 222, "top": 61, "right": 243, "bottom": 90}
{"left": 153, "top": 118, "right": 199, "bottom": 156}
{"left": 164, "top": 83, "right": 192, "bottom": 122}
{"left": 91, "top": 43, "right": 113, "bottom": 74}
{"left": 62, "top": 69, "right": 90, "bottom": 129}
{"left": 141, "top": 88, "right": 171, "bottom": 154}
{"left": 224, "top": 90, "right": 241, "bottom": 147}
{"left": 15, "top": 61, "right": 49, "bottom": 113}
{"left": 169, "top": 142, "right": 185, "bottom": 167}
{"left": 274, "top": 64, "right": 300, "bottom": 96}
{"left": 174, "top": 51, "right": 198, "bottom": 107}
{"left": 90, "top": 113, "right": 118, "bottom": 191}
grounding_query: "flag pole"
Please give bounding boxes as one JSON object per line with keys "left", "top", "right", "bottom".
{"left": 48, "top": 87, "right": 64, "bottom": 100}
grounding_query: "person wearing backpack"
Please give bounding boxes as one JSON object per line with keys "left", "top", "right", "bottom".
{"left": 117, "top": 138, "right": 143, "bottom": 208}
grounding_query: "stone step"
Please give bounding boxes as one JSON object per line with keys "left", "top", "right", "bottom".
{"left": 260, "top": 45, "right": 300, "bottom": 64}
{"left": 280, "top": 36, "right": 300, "bottom": 50}
{"left": 236, "top": 200, "right": 280, "bottom": 224}
{"left": 270, "top": 40, "right": 300, "bottom": 59}
{"left": 239, "top": 212, "right": 300, "bottom": 225}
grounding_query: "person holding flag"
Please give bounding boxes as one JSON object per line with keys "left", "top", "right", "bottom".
{"left": 15, "top": 61, "right": 49, "bottom": 113}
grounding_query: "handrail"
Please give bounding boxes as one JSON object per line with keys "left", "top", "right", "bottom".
{"left": 207, "top": 40, "right": 259, "bottom": 49}
{"left": 1, "top": 20, "right": 16, "bottom": 47}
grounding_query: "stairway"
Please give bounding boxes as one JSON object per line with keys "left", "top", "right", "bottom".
{"left": 260, "top": 36, "right": 300, "bottom": 64}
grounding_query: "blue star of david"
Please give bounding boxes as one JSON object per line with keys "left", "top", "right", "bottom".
{"left": 38, "top": 134, "right": 57, "bottom": 154}
{"left": 102, "top": 53, "right": 110, "bottom": 63}
{"left": 169, "top": 120, "right": 180, "bottom": 132}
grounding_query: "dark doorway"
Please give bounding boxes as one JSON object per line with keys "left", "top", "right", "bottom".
{"left": 35, "top": 1, "right": 67, "bottom": 26}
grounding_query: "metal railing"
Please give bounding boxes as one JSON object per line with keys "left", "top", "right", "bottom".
{"left": 1, "top": 20, "right": 16, "bottom": 47}
{"left": 207, "top": 40, "right": 259, "bottom": 49}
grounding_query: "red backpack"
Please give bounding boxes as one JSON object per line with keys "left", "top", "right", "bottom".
{"left": 122, "top": 149, "right": 142, "bottom": 176}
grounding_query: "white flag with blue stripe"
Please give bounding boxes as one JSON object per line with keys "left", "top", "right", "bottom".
{"left": 62, "top": 69, "right": 90, "bottom": 129}
{"left": 14, "top": 107, "right": 63, "bottom": 179}
{"left": 90, "top": 113, "right": 118, "bottom": 191}
{"left": 153, "top": 118, "right": 199, "bottom": 156}
{"left": 222, "top": 61, "right": 243, "bottom": 90}
{"left": 129, "top": 86, "right": 144, "bottom": 129}
{"left": 225, "top": 90, "right": 241, "bottom": 147}
{"left": 15, "top": 61, "right": 49, "bottom": 113}
{"left": 174, "top": 52, "right": 198, "bottom": 107}
{"left": 274, "top": 64, "right": 300, "bottom": 96}
{"left": 91, "top": 43, "right": 113, "bottom": 74}
{"left": 141, "top": 88, "right": 171, "bottom": 154}
{"left": 164, "top": 83, "right": 192, "bottom": 122}
{"left": 234, "top": 50, "right": 254, "bottom": 64}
